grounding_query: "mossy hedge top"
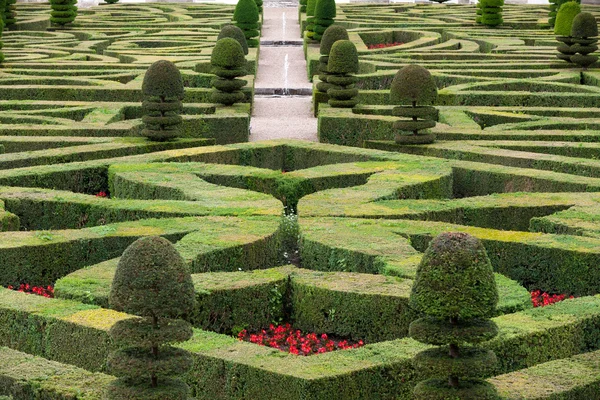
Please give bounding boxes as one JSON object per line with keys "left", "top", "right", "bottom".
{"left": 390, "top": 64, "right": 438, "bottom": 105}
{"left": 314, "top": 0, "right": 336, "bottom": 20}
{"left": 327, "top": 40, "right": 359, "bottom": 74}
{"left": 217, "top": 24, "right": 249, "bottom": 55}
{"left": 233, "top": 0, "right": 259, "bottom": 24}
{"left": 554, "top": 1, "right": 582, "bottom": 36}
{"left": 320, "top": 25, "right": 349, "bottom": 56}
{"left": 109, "top": 236, "right": 195, "bottom": 319}
{"left": 141, "top": 60, "right": 184, "bottom": 99}
{"left": 211, "top": 38, "right": 247, "bottom": 69}
{"left": 571, "top": 12, "right": 599, "bottom": 38}
{"left": 409, "top": 232, "right": 499, "bottom": 320}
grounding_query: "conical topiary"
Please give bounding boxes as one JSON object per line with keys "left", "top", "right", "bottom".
{"left": 211, "top": 38, "right": 248, "bottom": 106}
{"left": 311, "top": 0, "right": 336, "bottom": 42}
{"left": 233, "top": 0, "right": 260, "bottom": 48}
{"left": 389, "top": 65, "right": 438, "bottom": 145}
{"left": 570, "top": 12, "right": 599, "bottom": 69}
{"left": 478, "top": 0, "right": 503, "bottom": 27}
{"left": 141, "top": 60, "right": 184, "bottom": 141}
{"left": 305, "top": 0, "right": 317, "bottom": 40}
{"left": 106, "top": 236, "right": 195, "bottom": 400}
{"left": 218, "top": 24, "right": 249, "bottom": 55}
{"left": 49, "top": 0, "right": 77, "bottom": 27}
{"left": 316, "top": 25, "right": 349, "bottom": 94}
{"left": 326, "top": 40, "right": 359, "bottom": 108}
{"left": 409, "top": 232, "right": 499, "bottom": 400}
{"left": 554, "top": 1, "right": 581, "bottom": 62}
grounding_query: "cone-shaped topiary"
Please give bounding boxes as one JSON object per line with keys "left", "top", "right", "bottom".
{"left": 326, "top": 40, "right": 359, "bottom": 108}
{"left": 409, "top": 232, "right": 499, "bottom": 400}
{"left": 554, "top": 1, "right": 581, "bottom": 62}
{"left": 234, "top": 0, "right": 260, "bottom": 48}
{"left": 311, "top": 0, "right": 336, "bottom": 42}
{"left": 316, "top": 25, "right": 349, "bottom": 94}
{"left": 218, "top": 24, "right": 249, "bottom": 55}
{"left": 50, "top": 0, "right": 77, "bottom": 27}
{"left": 106, "top": 236, "right": 195, "bottom": 400}
{"left": 478, "top": 0, "right": 503, "bottom": 27}
{"left": 570, "top": 12, "right": 599, "bottom": 69}
{"left": 141, "top": 60, "right": 184, "bottom": 142}
{"left": 305, "top": 0, "right": 317, "bottom": 40}
{"left": 389, "top": 65, "right": 438, "bottom": 145}
{"left": 211, "top": 37, "right": 248, "bottom": 106}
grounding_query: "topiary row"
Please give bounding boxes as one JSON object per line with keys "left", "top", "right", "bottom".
{"left": 211, "top": 37, "right": 248, "bottom": 106}
{"left": 316, "top": 25, "right": 349, "bottom": 96}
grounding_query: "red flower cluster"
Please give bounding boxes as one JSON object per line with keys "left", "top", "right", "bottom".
{"left": 367, "top": 42, "right": 404, "bottom": 49}
{"left": 237, "top": 323, "right": 364, "bottom": 356}
{"left": 95, "top": 191, "right": 108, "bottom": 197}
{"left": 7, "top": 283, "right": 54, "bottom": 298}
{"left": 531, "top": 290, "right": 573, "bottom": 307}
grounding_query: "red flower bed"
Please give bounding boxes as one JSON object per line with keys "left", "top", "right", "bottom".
{"left": 95, "top": 191, "right": 108, "bottom": 198}
{"left": 531, "top": 290, "right": 573, "bottom": 307}
{"left": 7, "top": 283, "right": 54, "bottom": 298}
{"left": 367, "top": 42, "right": 404, "bottom": 49}
{"left": 237, "top": 323, "right": 364, "bottom": 356}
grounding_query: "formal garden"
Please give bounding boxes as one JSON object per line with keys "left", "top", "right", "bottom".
{"left": 0, "top": 0, "right": 599, "bottom": 398}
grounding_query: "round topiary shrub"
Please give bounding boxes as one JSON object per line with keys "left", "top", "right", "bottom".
{"left": 570, "top": 12, "right": 599, "bottom": 69}
{"left": 478, "top": 0, "right": 503, "bottom": 27}
{"left": 554, "top": 1, "right": 581, "bottom": 62}
{"left": 316, "top": 25, "right": 349, "bottom": 94}
{"left": 49, "top": 0, "right": 77, "bottom": 27}
{"left": 141, "top": 60, "right": 184, "bottom": 141}
{"left": 326, "top": 40, "right": 359, "bottom": 108}
{"left": 233, "top": 0, "right": 260, "bottom": 48}
{"left": 389, "top": 65, "right": 438, "bottom": 145}
{"left": 409, "top": 232, "right": 499, "bottom": 400}
{"left": 311, "top": 0, "right": 336, "bottom": 42}
{"left": 211, "top": 37, "right": 248, "bottom": 106}
{"left": 106, "top": 236, "right": 195, "bottom": 400}
{"left": 218, "top": 24, "right": 249, "bottom": 55}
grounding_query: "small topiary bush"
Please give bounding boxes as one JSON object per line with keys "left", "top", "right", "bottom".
{"left": 49, "top": 0, "right": 77, "bottom": 27}
{"left": 570, "top": 12, "right": 598, "bottom": 69}
{"left": 233, "top": 0, "right": 260, "bottom": 48}
{"left": 211, "top": 37, "right": 248, "bottom": 106}
{"left": 305, "top": 0, "right": 317, "bottom": 40}
{"left": 141, "top": 60, "right": 184, "bottom": 142}
{"left": 311, "top": 0, "right": 336, "bottom": 42}
{"left": 316, "top": 25, "right": 349, "bottom": 95}
{"left": 326, "top": 40, "right": 359, "bottom": 108}
{"left": 218, "top": 24, "right": 249, "bottom": 55}
{"left": 478, "top": 0, "right": 503, "bottom": 27}
{"left": 554, "top": 1, "right": 581, "bottom": 62}
{"left": 389, "top": 65, "right": 438, "bottom": 145}
{"left": 409, "top": 232, "right": 500, "bottom": 400}
{"left": 3, "top": 0, "right": 15, "bottom": 27}
{"left": 106, "top": 236, "right": 195, "bottom": 400}
{"left": 548, "top": 0, "right": 579, "bottom": 27}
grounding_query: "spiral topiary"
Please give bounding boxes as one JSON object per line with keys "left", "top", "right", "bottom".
{"left": 211, "top": 38, "right": 247, "bottom": 106}
{"left": 554, "top": 1, "right": 581, "bottom": 62}
{"left": 305, "top": 0, "right": 317, "bottom": 40}
{"left": 217, "top": 24, "right": 249, "bottom": 55}
{"left": 389, "top": 65, "right": 437, "bottom": 145}
{"left": 50, "top": 0, "right": 77, "bottom": 27}
{"left": 311, "top": 0, "right": 336, "bottom": 42}
{"left": 105, "top": 236, "right": 195, "bottom": 400}
{"left": 477, "top": 0, "right": 503, "bottom": 27}
{"left": 409, "top": 232, "right": 500, "bottom": 400}
{"left": 233, "top": 0, "right": 260, "bottom": 48}
{"left": 141, "top": 60, "right": 184, "bottom": 142}
{"left": 316, "top": 25, "right": 349, "bottom": 95}
{"left": 570, "top": 12, "right": 598, "bottom": 69}
{"left": 326, "top": 40, "right": 359, "bottom": 108}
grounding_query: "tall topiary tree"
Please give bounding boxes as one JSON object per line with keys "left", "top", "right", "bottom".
{"left": 217, "top": 24, "right": 249, "bottom": 55}
{"left": 211, "top": 38, "right": 247, "bottom": 106}
{"left": 570, "top": 12, "right": 598, "bottom": 69}
{"left": 389, "top": 65, "right": 438, "bottom": 145}
{"left": 3, "top": 0, "right": 15, "bottom": 27}
{"left": 554, "top": 1, "right": 581, "bottom": 62}
{"left": 233, "top": 0, "right": 260, "bottom": 48}
{"left": 409, "top": 232, "right": 499, "bottom": 400}
{"left": 106, "top": 236, "right": 195, "bottom": 400}
{"left": 311, "top": 0, "right": 336, "bottom": 42}
{"left": 49, "top": 0, "right": 77, "bottom": 27}
{"left": 549, "top": 0, "right": 580, "bottom": 27}
{"left": 141, "top": 60, "right": 184, "bottom": 142}
{"left": 478, "top": 0, "right": 503, "bottom": 27}
{"left": 316, "top": 25, "right": 349, "bottom": 95}
{"left": 326, "top": 40, "right": 359, "bottom": 108}
{"left": 305, "top": 0, "right": 317, "bottom": 40}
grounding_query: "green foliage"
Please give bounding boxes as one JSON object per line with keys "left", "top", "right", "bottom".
{"left": 211, "top": 38, "right": 247, "bottom": 106}
{"left": 312, "top": 0, "right": 336, "bottom": 41}
{"left": 217, "top": 24, "right": 249, "bottom": 55}
{"left": 571, "top": 12, "right": 599, "bottom": 38}
{"left": 305, "top": 0, "right": 318, "bottom": 39}
{"left": 549, "top": 0, "right": 579, "bottom": 27}
{"left": 320, "top": 25, "right": 349, "bottom": 56}
{"left": 105, "top": 0, "right": 119, "bottom": 4}
{"left": 390, "top": 65, "right": 437, "bottom": 106}
{"left": 254, "top": 0, "right": 263, "bottom": 13}
{"left": 3, "top": 0, "right": 15, "bottom": 27}
{"left": 233, "top": 0, "right": 259, "bottom": 47}
{"left": 326, "top": 40, "right": 359, "bottom": 108}
{"left": 327, "top": 40, "right": 359, "bottom": 75}
{"left": 479, "top": 0, "right": 503, "bottom": 27}
{"left": 554, "top": 1, "right": 581, "bottom": 36}
{"left": 49, "top": 0, "right": 77, "bottom": 27}
{"left": 211, "top": 37, "right": 247, "bottom": 69}
{"left": 570, "top": 12, "right": 598, "bottom": 68}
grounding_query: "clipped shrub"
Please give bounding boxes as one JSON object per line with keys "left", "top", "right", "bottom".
{"left": 3, "top": 0, "right": 15, "bottom": 27}
{"left": 409, "top": 232, "right": 500, "bottom": 400}
{"left": 106, "top": 236, "right": 195, "bottom": 400}
{"left": 211, "top": 37, "right": 248, "bottom": 106}
{"left": 570, "top": 12, "right": 599, "bottom": 69}
{"left": 141, "top": 60, "right": 184, "bottom": 141}
{"left": 554, "top": 1, "right": 581, "bottom": 62}
{"left": 316, "top": 25, "right": 349, "bottom": 94}
{"left": 49, "top": 0, "right": 77, "bottom": 27}
{"left": 305, "top": 0, "right": 317, "bottom": 40}
{"left": 0, "top": 16, "right": 4, "bottom": 64}
{"left": 254, "top": 0, "right": 263, "bottom": 13}
{"left": 478, "top": 0, "right": 503, "bottom": 27}
{"left": 326, "top": 40, "right": 359, "bottom": 108}
{"left": 389, "top": 65, "right": 438, "bottom": 145}
{"left": 311, "top": 0, "right": 336, "bottom": 42}
{"left": 300, "top": 0, "right": 307, "bottom": 13}
{"left": 233, "top": 0, "right": 260, "bottom": 48}
{"left": 217, "top": 24, "right": 249, "bottom": 55}
{"left": 549, "top": 0, "right": 579, "bottom": 27}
